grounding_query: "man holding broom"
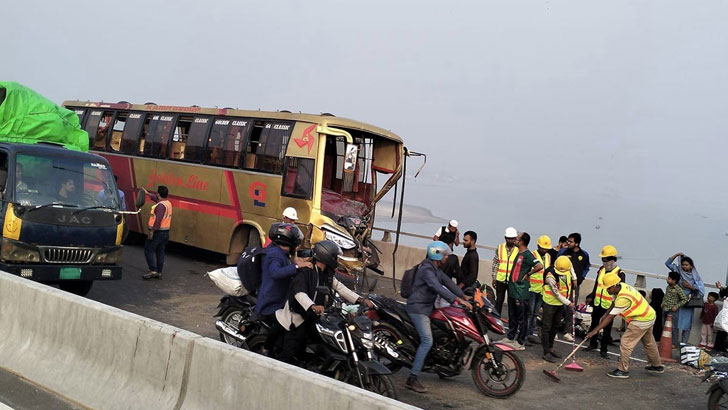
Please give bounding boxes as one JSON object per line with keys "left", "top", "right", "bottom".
{"left": 585, "top": 272, "right": 664, "bottom": 378}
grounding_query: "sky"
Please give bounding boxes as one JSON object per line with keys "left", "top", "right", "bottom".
{"left": 3, "top": 0, "right": 728, "bottom": 282}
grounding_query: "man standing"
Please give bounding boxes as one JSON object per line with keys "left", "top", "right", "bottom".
{"left": 433, "top": 220, "right": 460, "bottom": 248}
{"left": 405, "top": 241, "right": 472, "bottom": 393}
{"left": 553, "top": 236, "right": 569, "bottom": 252}
{"left": 586, "top": 272, "right": 663, "bottom": 378}
{"left": 492, "top": 227, "right": 519, "bottom": 315}
{"left": 282, "top": 207, "right": 298, "bottom": 224}
{"left": 527, "top": 235, "right": 553, "bottom": 343}
{"left": 557, "top": 232, "right": 590, "bottom": 341}
{"left": 142, "top": 186, "right": 172, "bottom": 280}
{"left": 500, "top": 232, "right": 542, "bottom": 350}
{"left": 585, "top": 245, "right": 625, "bottom": 358}
{"left": 457, "top": 231, "right": 479, "bottom": 289}
{"left": 541, "top": 256, "right": 574, "bottom": 362}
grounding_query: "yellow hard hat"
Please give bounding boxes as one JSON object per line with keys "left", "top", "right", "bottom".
{"left": 603, "top": 272, "right": 621, "bottom": 288}
{"left": 554, "top": 256, "right": 571, "bottom": 275}
{"left": 537, "top": 235, "right": 552, "bottom": 249}
{"left": 599, "top": 245, "right": 618, "bottom": 258}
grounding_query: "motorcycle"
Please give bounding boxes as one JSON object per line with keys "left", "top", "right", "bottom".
{"left": 216, "top": 287, "right": 398, "bottom": 399}
{"left": 215, "top": 294, "right": 258, "bottom": 348}
{"left": 367, "top": 289, "right": 525, "bottom": 398}
{"left": 704, "top": 359, "right": 728, "bottom": 409}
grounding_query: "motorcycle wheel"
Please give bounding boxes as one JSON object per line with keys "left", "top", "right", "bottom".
{"left": 366, "top": 374, "right": 398, "bottom": 400}
{"left": 244, "top": 334, "right": 268, "bottom": 355}
{"left": 219, "top": 308, "right": 247, "bottom": 348}
{"left": 709, "top": 388, "right": 728, "bottom": 410}
{"left": 372, "top": 322, "right": 404, "bottom": 373}
{"left": 471, "top": 350, "right": 525, "bottom": 398}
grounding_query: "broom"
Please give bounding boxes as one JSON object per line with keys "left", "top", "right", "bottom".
{"left": 543, "top": 338, "right": 589, "bottom": 382}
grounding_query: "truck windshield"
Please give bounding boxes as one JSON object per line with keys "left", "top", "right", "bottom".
{"left": 14, "top": 153, "right": 120, "bottom": 209}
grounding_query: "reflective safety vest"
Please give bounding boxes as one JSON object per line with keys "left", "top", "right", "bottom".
{"left": 543, "top": 271, "right": 571, "bottom": 306}
{"left": 529, "top": 251, "right": 552, "bottom": 294}
{"left": 615, "top": 284, "right": 656, "bottom": 323}
{"left": 148, "top": 200, "right": 172, "bottom": 231}
{"left": 495, "top": 243, "right": 518, "bottom": 282}
{"left": 594, "top": 266, "right": 622, "bottom": 309}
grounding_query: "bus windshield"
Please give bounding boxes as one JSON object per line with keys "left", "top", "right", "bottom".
{"left": 14, "top": 153, "right": 120, "bottom": 209}
{"left": 321, "top": 135, "right": 375, "bottom": 218}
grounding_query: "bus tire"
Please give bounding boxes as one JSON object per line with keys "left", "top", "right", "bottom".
{"left": 59, "top": 280, "right": 94, "bottom": 296}
{"left": 226, "top": 225, "right": 262, "bottom": 265}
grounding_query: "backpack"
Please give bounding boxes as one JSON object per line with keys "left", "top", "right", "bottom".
{"left": 237, "top": 246, "right": 268, "bottom": 295}
{"left": 400, "top": 263, "right": 421, "bottom": 298}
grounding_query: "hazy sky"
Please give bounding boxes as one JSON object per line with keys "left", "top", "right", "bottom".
{"left": 4, "top": 1, "right": 728, "bottom": 276}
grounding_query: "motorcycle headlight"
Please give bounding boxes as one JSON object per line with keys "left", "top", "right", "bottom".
{"left": 1, "top": 239, "right": 40, "bottom": 263}
{"left": 322, "top": 225, "right": 356, "bottom": 250}
{"left": 94, "top": 247, "right": 123, "bottom": 264}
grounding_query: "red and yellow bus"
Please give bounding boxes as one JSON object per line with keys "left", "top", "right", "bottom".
{"left": 62, "top": 101, "right": 404, "bottom": 278}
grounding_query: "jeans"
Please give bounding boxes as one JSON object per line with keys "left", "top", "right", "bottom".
{"left": 144, "top": 230, "right": 169, "bottom": 273}
{"left": 409, "top": 313, "right": 433, "bottom": 377}
{"left": 541, "top": 303, "right": 564, "bottom": 353}
{"left": 506, "top": 297, "right": 530, "bottom": 345}
{"left": 495, "top": 281, "right": 508, "bottom": 316}
{"left": 527, "top": 291, "right": 543, "bottom": 337}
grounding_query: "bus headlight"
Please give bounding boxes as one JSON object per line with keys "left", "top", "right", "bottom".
{"left": 94, "top": 247, "right": 123, "bottom": 264}
{"left": 322, "top": 225, "right": 356, "bottom": 250}
{"left": 0, "top": 239, "right": 41, "bottom": 263}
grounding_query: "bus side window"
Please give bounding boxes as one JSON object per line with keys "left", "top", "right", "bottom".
{"left": 83, "top": 110, "right": 103, "bottom": 151}
{"left": 281, "top": 157, "right": 314, "bottom": 199}
{"left": 184, "top": 117, "right": 210, "bottom": 162}
{"left": 73, "top": 109, "right": 87, "bottom": 127}
{"left": 223, "top": 119, "right": 250, "bottom": 168}
{"left": 169, "top": 116, "right": 194, "bottom": 160}
{"left": 245, "top": 121, "right": 292, "bottom": 174}
{"left": 205, "top": 119, "right": 230, "bottom": 166}
{"left": 120, "top": 112, "right": 146, "bottom": 154}
{"left": 110, "top": 111, "right": 128, "bottom": 152}
{"left": 146, "top": 115, "right": 175, "bottom": 158}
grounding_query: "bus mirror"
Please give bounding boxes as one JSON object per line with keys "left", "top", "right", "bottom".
{"left": 134, "top": 189, "right": 146, "bottom": 209}
{"left": 343, "top": 143, "right": 358, "bottom": 172}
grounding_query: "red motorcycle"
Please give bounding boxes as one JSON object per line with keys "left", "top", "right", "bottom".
{"left": 366, "top": 289, "right": 525, "bottom": 398}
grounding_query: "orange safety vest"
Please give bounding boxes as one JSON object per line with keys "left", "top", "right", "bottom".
{"left": 594, "top": 266, "right": 621, "bottom": 309}
{"left": 543, "top": 271, "right": 572, "bottom": 306}
{"left": 148, "top": 200, "right": 172, "bottom": 231}
{"left": 529, "top": 251, "right": 551, "bottom": 294}
{"left": 615, "top": 284, "right": 656, "bottom": 323}
{"left": 495, "top": 243, "right": 518, "bottom": 282}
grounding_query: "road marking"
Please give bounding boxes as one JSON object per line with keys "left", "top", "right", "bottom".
{"left": 0, "top": 402, "right": 14, "bottom": 410}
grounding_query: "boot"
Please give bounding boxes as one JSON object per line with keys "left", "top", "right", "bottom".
{"left": 405, "top": 375, "right": 427, "bottom": 393}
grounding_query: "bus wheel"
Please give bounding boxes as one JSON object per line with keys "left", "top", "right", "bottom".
{"left": 226, "top": 226, "right": 262, "bottom": 265}
{"left": 59, "top": 280, "right": 94, "bottom": 296}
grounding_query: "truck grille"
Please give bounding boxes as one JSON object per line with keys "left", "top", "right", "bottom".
{"left": 40, "top": 247, "right": 95, "bottom": 264}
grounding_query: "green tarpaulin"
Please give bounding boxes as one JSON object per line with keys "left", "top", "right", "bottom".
{"left": 0, "top": 82, "right": 89, "bottom": 152}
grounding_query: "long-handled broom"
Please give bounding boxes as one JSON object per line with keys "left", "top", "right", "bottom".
{"left": 543, "top": 338, "right": 589, "bottom": 382}
{"left": 565, "top": 296, "right": 584, "bottom": 371}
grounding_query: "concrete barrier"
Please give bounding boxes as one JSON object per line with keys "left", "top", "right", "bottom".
{"left": 0, "top": 271, "right": 418, "bottom": 410}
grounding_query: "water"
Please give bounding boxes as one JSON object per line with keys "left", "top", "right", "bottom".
{"left": 374, "top": 174, "right": 728, "bottom": 291}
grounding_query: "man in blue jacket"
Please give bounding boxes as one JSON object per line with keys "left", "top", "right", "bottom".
{"left": 405, "top": 241, "right": 473, "bottom": 393}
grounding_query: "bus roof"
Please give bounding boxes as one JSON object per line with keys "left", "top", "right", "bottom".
{"left": 62, "top": 100, "right": 404, "bottom": 144}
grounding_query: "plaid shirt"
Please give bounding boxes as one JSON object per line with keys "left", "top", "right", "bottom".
{"left": 661, "top": 283, "right": 688, "bottom": 311}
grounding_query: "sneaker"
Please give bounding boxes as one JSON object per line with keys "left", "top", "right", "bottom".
{"left": 497, "top": 337, "right": 515, "bottom": 345}
{"left": 645, "top": 365, "right": 665, "bottom": 374}
{"left": 600, "top": 351, "right": 609, "bottom": 359}
{"left": 142, "top": 271, "right": 159, "bottom": 280}
{"left": 405, "top": 376, "right": 427, "bottom": 393}
{"left": 563, "top": 333, "right": 574, "bottom": 342}
{"left": 607, "top": 369, "right": 630, "bottom": 379}
{"left": 585, "top": 345, "right": 598, "bottom": 352}
{"left": 549, "top": 349, "right": 562, "bottom": 359}
{"left": 542, "top": 353, "right": 557, "bottom": 363}
{"left": 512, "top": 342, "right": 526, "bottom": 351}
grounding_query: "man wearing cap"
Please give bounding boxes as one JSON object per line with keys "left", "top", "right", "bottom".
{"left": 585, "top": 245, "right": 626, "bottom": 358}
{"left": 282, "top": 207, "right": 298, "bottom": 224}
{"left": 586, "top": 272, "right": 663, "bottom": 378}
{"left": 526, "top": 235, "right": 554, "bottom": 344}
{"left": 492, "top": 227, "right": 518, "bottom": 316}
{"left": 433, "top": 220, "right": 460, "bottom": 249}
{"left": 541, "top": 256, "right": 574, "bottom": 362}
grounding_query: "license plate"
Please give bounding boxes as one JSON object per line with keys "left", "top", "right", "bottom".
{"left": 60, "top": 267, "right": 82, "bottom": 280}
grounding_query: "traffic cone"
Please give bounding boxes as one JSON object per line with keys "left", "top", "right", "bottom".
{"left": 658, "top": 313, "right": 677, "bottom": 363}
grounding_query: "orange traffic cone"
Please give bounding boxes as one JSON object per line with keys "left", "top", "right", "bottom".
{"left": 658, "top": 314, "right": 676, "bottom": 363}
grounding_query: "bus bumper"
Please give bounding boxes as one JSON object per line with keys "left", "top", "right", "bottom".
{"left": 0, "top": 264, "right": 122, "bottom": 282}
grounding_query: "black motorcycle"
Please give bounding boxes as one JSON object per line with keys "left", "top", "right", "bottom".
{"left": 705, "top": 360, "right": 728, "bottom": 409}
{"left": 215, "top": 294, "right": 258, "bottom": 348}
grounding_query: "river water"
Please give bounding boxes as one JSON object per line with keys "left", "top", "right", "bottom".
{"left": 374, "top": 174, "right": 728, "bottom": 291}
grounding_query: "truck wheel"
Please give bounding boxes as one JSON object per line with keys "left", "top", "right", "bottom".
{"left": 59, "top": 280, "right": 93, "bottom": 296}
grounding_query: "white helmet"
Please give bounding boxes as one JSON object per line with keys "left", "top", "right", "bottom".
{"left": 504, "top": 227, "right": 517, "bottom": 238}
{"left": 282, "top": 207, "right": 298, "bottom": 221}
{"left": 449, "top": 220, "right": 459, "bottom": 228}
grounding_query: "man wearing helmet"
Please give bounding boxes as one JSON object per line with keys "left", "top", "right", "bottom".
{"left": 405, "top": 241, "right": 473, "bottom": 393}
{"left": 274, "top": 240, "right": 373, "bottom": 364}
{"left": 255, "top": 223, "right": 312, "bottom": 351}
{"left": 584, "top": 245, "right": 626, "bottom": 359}
{"left": 541, "top": 256, "right": 575, "bottom": 362}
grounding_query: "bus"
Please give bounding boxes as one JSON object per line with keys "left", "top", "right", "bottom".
{"left": 62, "top": 100, "right": 404, "bottom": 283}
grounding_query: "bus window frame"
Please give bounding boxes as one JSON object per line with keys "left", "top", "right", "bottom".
{"left": 281, "top": 156, "right": 315, "bottom": 200}
{"left": 143, "top": 113, "right": 178, "bottom": 159}
{"left": 73, "top": 108, "right": 87, "bottom": 128}
{"left": 108, "top": 111, "right": 129, "bottom": 153}
{"left": 119, "top": 111, "right": 147, "bottom": 155}
{"left": 223, "top": 118, "right": 253, "bottom": 169}
{"left": 176, "top": 115, "right": 213, "bottom": 164}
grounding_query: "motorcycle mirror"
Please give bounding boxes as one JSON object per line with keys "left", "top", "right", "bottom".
{"left": 134, "top": 188, "right": 146, "bottom": 209}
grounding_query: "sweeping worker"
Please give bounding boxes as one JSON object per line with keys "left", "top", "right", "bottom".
{"left": 586, "top": 272, "right": 664, "bottom": 378}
